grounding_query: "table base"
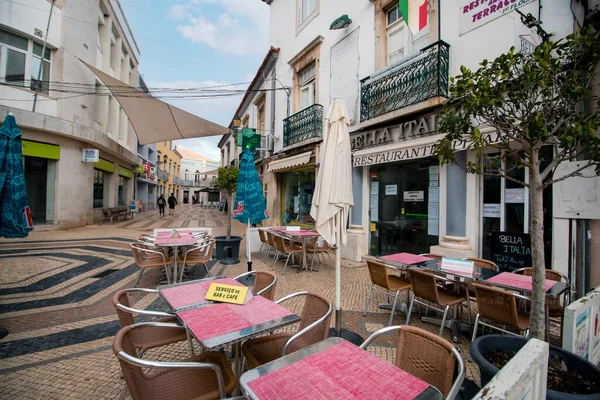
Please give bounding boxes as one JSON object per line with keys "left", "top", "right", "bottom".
{"left": 421, "top": 316, "right": 470, "bottom": 343}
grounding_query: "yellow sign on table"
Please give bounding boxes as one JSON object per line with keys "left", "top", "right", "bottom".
{"left": 205, "top": 283, "right": 253, "bottom": 305}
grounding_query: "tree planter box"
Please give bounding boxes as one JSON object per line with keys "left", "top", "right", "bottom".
{"left": 214, "top": 236, "right": 242, "bottom": 265}
{"left": 471, "top": 335, "right": 600, "bottom": 399}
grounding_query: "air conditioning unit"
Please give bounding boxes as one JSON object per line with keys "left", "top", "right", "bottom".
{"left": 258, "top": 134, "right": 274, "bottom": 158}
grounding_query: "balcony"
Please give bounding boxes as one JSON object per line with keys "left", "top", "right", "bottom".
{"left": 157, "top": 169, "right": 169, "bottom": 181}
{"left": 360, "top": 41, "right": 450, "bottom": 124}
{"left": 174, "top": 177, "right": 183, "bottom": 185}
{"left": 283, "top": 104, "right": 323, "bottom": 148}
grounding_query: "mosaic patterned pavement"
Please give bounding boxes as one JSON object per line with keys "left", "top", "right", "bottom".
{"left": 0, "top": 203, "right": 547, "bottom": 399}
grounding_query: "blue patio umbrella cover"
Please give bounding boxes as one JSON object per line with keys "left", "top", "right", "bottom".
{"left": 0, "top": 114, "right": 33, "bottom": 238}
{"left": 233, "top": 148, "right": 268, "bottom": 226}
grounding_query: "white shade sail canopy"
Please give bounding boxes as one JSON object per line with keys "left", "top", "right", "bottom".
{"left": 82, "top": 61, "right": 229, "bottom": 145}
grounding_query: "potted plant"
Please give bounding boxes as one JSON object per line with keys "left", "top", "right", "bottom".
{"left": 471, "top": 335, "right": 600, "bottom": 399}
{"left": 214, "top": 166, "right": 242, "bottom": 264}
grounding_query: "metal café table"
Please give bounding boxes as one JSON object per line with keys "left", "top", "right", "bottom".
{"left": 153, "top": 230, "right": 199, "bottom": 284}
{"left": 158, "top": 276, "right": 301, "bottom": 385}
{"left": 240, "top": 337, "right": 443, "bottom": 400}
{"left": 269, "top": 227, "right": 320, "bottom": 272}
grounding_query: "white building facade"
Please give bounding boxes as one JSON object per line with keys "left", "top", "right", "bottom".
{"left": 178, "top": 147, "right": 220, "bottom": 206}
{"left": 0, "top": 0, "right": 142, "bottom": 229}
{"left": 260, "top": 0, "right": 592, "bottom": 284}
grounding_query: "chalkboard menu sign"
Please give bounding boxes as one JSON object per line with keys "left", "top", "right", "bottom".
{"left": 490, "top": 231, "right": 532, "bottom": 272}
{"left": 218, "top": 199, "right": 226, "bottom": 212}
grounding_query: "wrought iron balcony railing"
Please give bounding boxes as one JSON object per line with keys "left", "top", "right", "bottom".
{"left": 157, "top": 169, "right": 169, "bottom": 181}
{"left": 173, "top": 177, "right": 183, "bottom": 185}
{"left": 360, "top": 41, "right": 450, "bottom": 123}
{"left": 283, "top": 104, "right": 323, "bottom": 148}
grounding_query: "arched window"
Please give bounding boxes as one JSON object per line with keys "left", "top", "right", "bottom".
{"left": 194, "top": 170, "right": 200, "bottom": 182}
{"left": 184, "top": 169, "right": 190, "bottom": 181}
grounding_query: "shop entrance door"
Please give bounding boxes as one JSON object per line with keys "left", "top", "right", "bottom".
{"left": 370, "top": 160, "right": 436, "bottom": 256}
{"left": 24, "top": 156, "right": 47, "bottom": 224}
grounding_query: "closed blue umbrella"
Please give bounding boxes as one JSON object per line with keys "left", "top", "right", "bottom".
{"left": 0, "top": 114, "right": 33, "bottom": 238}
{"left": 233, "top": 148, "right": 268, "bottom": 274}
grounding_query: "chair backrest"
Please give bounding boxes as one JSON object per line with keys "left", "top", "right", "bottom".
{"left": 464, "top": 257, "right": 498, "bottom": 271}
{"left": 183, "top": 241, "right": 214, "bottom": 263}
{"left": 272, "top": 234, "right": 287, "bottom": 252}
{"left": 254, "top": 271, "right": 277, "bottom": 301}
{"left": 266, "top": 231, "right": 277, "bottom": 247}
{"left": 296, "top": 293, "right": 332, "bottom": 348}
{"left": 395, "top": 326, "right": 457, "bottom": 398}
{"left": 113, "top": 325, "right": 150, "bottom": 400}
{"left": 366, "top": 259, "right": 392, "bottom": 290}
{"left": 408, "top": 268, "right": 440, "bottom": 304}
{"left": 112, "top": 289, "right": 135, "bottom": 328}
{"left": 130, "top": 243, "right": 164, "bottom": 267}
{"left": 517, "top": 267, "right": 563, "bottom": 282}
{"left": 473, "top": 283, "right": 521, "bottom": 328}
{"left": 258, "top": 229, "right": 269, "bottom": 245}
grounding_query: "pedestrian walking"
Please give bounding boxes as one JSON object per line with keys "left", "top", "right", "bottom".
{"left": 157, "top": 194, "right": 166, "bottom": 216}
{"left": 168, "top": 193, "right": 177, "bottom": 216}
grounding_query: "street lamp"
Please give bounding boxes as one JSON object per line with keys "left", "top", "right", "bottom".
{"left": 232, "top": 114, "right": 243, "bottom": 131}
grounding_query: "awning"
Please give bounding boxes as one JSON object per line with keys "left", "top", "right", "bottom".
{"left": 267, "top": 151, "right": 312, "bottom": 172}
{"left": 82, "top": 61, "right": 229, "bottom": 145}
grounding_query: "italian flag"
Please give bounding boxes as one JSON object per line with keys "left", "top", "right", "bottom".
{"left": 399, "top": 0, "right": 428, "bottom": 35}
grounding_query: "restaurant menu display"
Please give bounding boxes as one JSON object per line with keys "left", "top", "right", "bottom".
{"left": 490, "top": 231, "right": 532, "bottom": 271}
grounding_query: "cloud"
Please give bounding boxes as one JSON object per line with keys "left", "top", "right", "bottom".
{"left": 170, "top": 0, "right": 269, "bottom": 56}
{"left": 148, "top": 79, "right": 246, "bottom": 161}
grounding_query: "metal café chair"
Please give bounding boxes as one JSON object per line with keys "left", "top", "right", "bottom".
{"left": 471, "top": 282, "right": 531, "bottom": 342}
{"left": 111, "top": 288, "right": 192, "bottom": 357}
{"left": 130, "top": 243, "right": 173, "bottom": 287}
{"left": 363, "top": 259, "right": 412, "bottom": 326}
{"left": 241, "top": 292, "right": 333, "bottom": 368}
{"left": 113, "top": 322, "right": 237, "bottom": 400}
{"left": 234, "top": 270, "right": 278, "bottom": 301}
{"left": 305, "top": 236, "right": 333, "bottom": 271}
{"left": 271, "top": 234, "right": 304, "bottom": 275}
{"left": 177, "top": 239, "right": 215, "bottom": 281}
{"left": 257, "top": 229, "right": 273, "bottom": 262}
{"left": 406, "top": 268, "right": 471, "bottom": 339}
{"left": 360, "top": 325, "right": 465, "bottom": 400}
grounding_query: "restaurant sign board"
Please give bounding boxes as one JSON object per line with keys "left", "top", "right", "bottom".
{"left": 353, "top": 131, "right": 502, "bottom": 167}
{"left": 459, "top": 0, "right": 535, "bottom": 35}
{"left": 205, "top": 283, "right": 252, "bottom": 305}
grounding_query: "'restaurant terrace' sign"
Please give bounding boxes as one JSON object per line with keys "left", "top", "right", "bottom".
{"left": 459, "top": 0, "right": 535, "bottom": 35}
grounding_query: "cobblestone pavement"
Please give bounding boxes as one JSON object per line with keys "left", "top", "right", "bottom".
{"left": 1, "top": 204, "right": 560, "bottom": 399}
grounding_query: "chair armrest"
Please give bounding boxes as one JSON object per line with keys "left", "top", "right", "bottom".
{"left": 275, "top": 291, "right": 309, "bottom": 304}
{"left": 131, "top": 245, "right": 167, "bottom": 263}
{"left": 116, "top": 303, "right": 176, "bottom": 318}
{"left": 234, "top": 271, "right": 255, "bottom": 281}
{"left": 513, "top": 293, "right": 532, "bottom": 302}
{"left": 282, "top": 302, "right": 333, "bottom": 356}
{"left": 360, "top": 325, "right": 402, "bottom": 349}
{"left": 256, "top": 276, "right": 277, "bottom": 297}
{"left": 448, "top": 347, "right": 465, "bottom": 400}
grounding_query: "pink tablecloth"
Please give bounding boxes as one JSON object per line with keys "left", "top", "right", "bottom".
{"left": 486, "top": 272, "right": 556, "bottom": 292}
{"left": 380, "top": 253, "right": 433, "bottom": 265}
{"left": 160, "top": 277, "right": 242, "bottom": 309}
{"left": 177, "top": 294, "right": 295, "bottom": 342}
{"left": 154, "top": 237, "right": 198, "bottom": 245}
{"left": 247, "top": 341, "right": 430, "bottom": 400}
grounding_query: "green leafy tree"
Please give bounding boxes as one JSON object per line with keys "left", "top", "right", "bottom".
{"left": 215, "top": 166, "right": 239, "bottom": 239}
{"left": 434, "top": 29, "right": 600, "bottom": 340}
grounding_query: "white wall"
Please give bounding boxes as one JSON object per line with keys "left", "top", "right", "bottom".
{"left": 0, "top": 0, "right": 62, "bottom": 48}
{"left": 444, "top": 0, "right": 574, "bottom": 77}
{"left": 269, "top": 0, "right": 376, "bottom": 153}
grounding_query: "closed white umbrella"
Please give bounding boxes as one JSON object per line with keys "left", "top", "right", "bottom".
{"left": 310, "top": 98, "right": 354, "bottom": 338}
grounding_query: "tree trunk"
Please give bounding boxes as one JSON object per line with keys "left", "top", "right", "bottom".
{"left": 528, "top": 151, "right": 546, "bottom": 340}
{"left": 226, "top": 192, "right": 232, "bottom": 239}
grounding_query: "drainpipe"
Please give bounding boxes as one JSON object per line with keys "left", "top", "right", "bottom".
{"left": 32, "top": 0, "right": 55, "bottom": 112}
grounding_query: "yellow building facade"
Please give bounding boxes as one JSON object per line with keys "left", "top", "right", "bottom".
{"left": 156, "top": 141, "right": 183, "bottom": 201}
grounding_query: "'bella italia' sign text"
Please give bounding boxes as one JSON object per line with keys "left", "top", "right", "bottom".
{"left": 351, "top": 114, "right": 438, "bottom": 151}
